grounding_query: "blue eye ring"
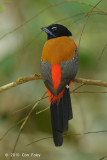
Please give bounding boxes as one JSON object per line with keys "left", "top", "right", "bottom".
{"left": 51, "top": 26, "right": 57, "bottom": 30}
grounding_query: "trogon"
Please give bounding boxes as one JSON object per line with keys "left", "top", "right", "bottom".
{"left": 40, "top": 24, "right": 79, "bottom": 146}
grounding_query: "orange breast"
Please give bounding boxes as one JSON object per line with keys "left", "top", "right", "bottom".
{"left": 42, "top": 36, "right": 75, "bottom": 64}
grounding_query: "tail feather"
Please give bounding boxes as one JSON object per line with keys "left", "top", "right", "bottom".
{"left": 50, "top": 87, "right": 73, "bottom": 146}
{"left": 64, "top": 87, "right": 73, "bottom": 120}
{"left": 50, "top": 103, "right": 63, "bottom": 146}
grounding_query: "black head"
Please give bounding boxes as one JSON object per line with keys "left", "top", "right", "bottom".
{"left": 41, "top": 24, "right": 72, "bottom": 40}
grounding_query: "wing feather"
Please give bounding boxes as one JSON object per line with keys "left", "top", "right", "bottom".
{"left": 40, "top": 60, "right": 56, "bottom": 96}
{"left": 56, "top": 46, "right": 79, "bottom": 95}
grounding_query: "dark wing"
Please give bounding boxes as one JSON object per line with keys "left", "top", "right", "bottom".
{"left": 56, "top": 46, "right": 79, "bottom": 95}
{"left": 40, "top": 60, "right": 56, "bottom": 96}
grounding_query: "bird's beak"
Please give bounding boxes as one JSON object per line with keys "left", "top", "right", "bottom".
{"left": 41, "top": 26, "right": 56, "bottom": 38}
{"left": 41, "top": 27, "right": 48, "bottom": 33}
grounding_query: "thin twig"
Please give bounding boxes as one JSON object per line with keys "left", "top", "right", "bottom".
{"left": 59, "top": 10, "right": 106, "bottom": 24}
{"left": 9, "top": 92, "right": 46, "bottom": 160}
{"left": 72, "top": 91, "right": 107, "bottom": 94}
{"left": 0, "top": 1, "right": 98, "bottom": 40}
{"left": 56, "top": 11, "right": 88, "bottom": 23}
{"left": 68, "top": 10, "right": 106, "bottom": 27}
{"left": 94, "top": 43, "right": 107, "bottom": 70}
{"left": 0, "top": 117, "right": 25, "bottom": 142}
{"left": 12, "top": 102, "right": 35, "bottom": 115}
{"left": 78, "top": 0, "right": 103, "bottom": 48}
{"left": 36, "top": 106, "right": 50, "bottom": 115}
{"left": 26, "top": 136, "right": 52, "bottom": 146}
{"left": 98, "top": 43, "right": 107, "bottom": 60}
{"left": 26, "top": 129, "right": 107, "bottom": 146}
{"left": 71, "top": 84, "right": 84, "bottom": 93}
{"left": 12, "top": 95, "right": 48, "bottom": 114}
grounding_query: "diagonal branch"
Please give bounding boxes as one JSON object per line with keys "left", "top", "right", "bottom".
{"left": 9, "top": 92, "right": 46, "bottom": 160}
{"left": 98, "top": 154, "right": 107, "bottom": 160}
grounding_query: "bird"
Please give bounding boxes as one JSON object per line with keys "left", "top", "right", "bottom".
{"left": 40, "top": 24, "right": 79, "bottom": 146}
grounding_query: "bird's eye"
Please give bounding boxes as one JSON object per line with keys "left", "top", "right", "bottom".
{"left": 51, "top": 26, "right": 57, "bottom": 31}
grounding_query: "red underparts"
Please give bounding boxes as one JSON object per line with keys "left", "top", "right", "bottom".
{"left": 47, "top": 64, "right": 64, "bottom": 104}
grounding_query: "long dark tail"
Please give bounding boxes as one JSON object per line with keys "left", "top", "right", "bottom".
{"left": 50, "top": 87, "right": 73, "bottom": 146}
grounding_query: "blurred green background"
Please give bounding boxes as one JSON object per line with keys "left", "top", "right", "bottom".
{"left": 0, "top": 0, "right": 107, "bottom": 159}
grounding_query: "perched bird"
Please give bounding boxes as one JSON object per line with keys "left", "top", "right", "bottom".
{"left": 41, "top": 24, "right": 79, "bottom": 146}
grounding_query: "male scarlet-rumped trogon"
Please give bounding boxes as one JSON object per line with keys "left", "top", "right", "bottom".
{"left": 40, "top": 24, "right": 79, "bottom": 146}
